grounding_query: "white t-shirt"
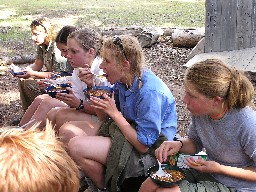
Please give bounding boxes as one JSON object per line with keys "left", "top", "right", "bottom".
{"left": 71, "top": 57, "right": 111, "bottom": 100}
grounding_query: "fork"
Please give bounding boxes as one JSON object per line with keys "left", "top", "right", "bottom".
{"left": 155, "top": 160, "right": 166, "bottom": 177}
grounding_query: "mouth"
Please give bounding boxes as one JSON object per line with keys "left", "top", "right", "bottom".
{"left": 69, "top": 61, "right": 75, "bottom": 66}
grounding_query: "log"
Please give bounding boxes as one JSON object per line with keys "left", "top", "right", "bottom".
{"left": 0, "top": 27, "right": 205, "bottom": 65}
{"left": 172, "top": 28, "right": 205, "bottom": 48}
{"left": 0, "top": 54, "right": 35, "bottom": 65}
{"left": 11, "top": 55, "right": 36, "bottom": 64}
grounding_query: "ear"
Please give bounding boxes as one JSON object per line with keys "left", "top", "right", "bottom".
{"left": 122, "top": 60, "right": 130, "bottom": 70}
{"left": 213, "top": 96, "right": 224, "bottom": 106}
{"left": 88, "top": 48, "right": 95, "bottom": 56}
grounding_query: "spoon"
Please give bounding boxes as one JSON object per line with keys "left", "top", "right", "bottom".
{"left": 93, "top": 73, "right": 106, "bottom": 78}
{"left": 155, "top": 160, "right": 166, "bottom": 177}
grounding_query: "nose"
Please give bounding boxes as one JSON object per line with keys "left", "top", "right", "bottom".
{"left": 67, "top": 52, "right": 71, "bottom": 60}
{"left": 61, "top": 51, "right": 67, "bottom": 58}
{"left": 99, "top": 60, "right": 105, "bottom": 69}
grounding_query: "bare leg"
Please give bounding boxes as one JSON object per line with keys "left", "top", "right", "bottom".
{"left": 24, "top": 97, "right": 67, "bottom": 130}
{"left": 68, "top": 135, "right": 111, "bottom": 189}
{"left": 54, "top": 108, "right": 98, "bottom": 133}
{"left": 157, "top": 187, "right": 180, "bottom": 192}
{"left": 139, "top": 178, "right": 180, "bottom": 192}
{"left": 139, "top": 178, "right": 159, "bottom": 192}
{"left": 20, "top": 94, "right": 50, "bottom": 126}
{"left": 59, "top": 119, "right": 101, "bottom": 145}
{"left": 46, "top": 107, "right": 66, "bottom": 129}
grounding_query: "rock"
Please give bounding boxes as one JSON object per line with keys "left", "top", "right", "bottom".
{"left": 172, "top": 28, "right": 205, "bottom": 48}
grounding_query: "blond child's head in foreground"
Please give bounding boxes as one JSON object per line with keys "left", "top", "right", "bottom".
{"left": 0, "top": 123, "right": 80, "bottom": 192}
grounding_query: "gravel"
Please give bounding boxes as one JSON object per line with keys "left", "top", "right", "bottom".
{"left": 0, "top": 36, "right": 192, "bottom": 135}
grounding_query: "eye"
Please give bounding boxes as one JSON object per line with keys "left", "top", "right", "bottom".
{"left": 68, "top": 49, "right": 78, "bottom": 54}
{"left": 32, "top": 33, "right": 40, "bottom": 36}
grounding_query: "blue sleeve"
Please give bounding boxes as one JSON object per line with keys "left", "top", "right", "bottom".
{"left": 136, "top": 90, "right": 177, "bottom": 146}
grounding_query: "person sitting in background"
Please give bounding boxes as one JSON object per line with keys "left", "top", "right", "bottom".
{"left": 16, "top": 17, "right": 72, "bottom": 111}
{"left": 139, "top": 59, "right": 256, "bottom": 192}
{"left": 67, "top": 35, "right": 177, "bottom": 192}
{"left": 45, "top": 28, "right": 112, "bottom": 139}
{"left": 20, "top": 28, "right": 110, "bottom": 131}
{"left": 19, "top": 25, "right": 76, "bottom": 129}
{"left": 0, "top": 122, "right": 80, "bottom": 192}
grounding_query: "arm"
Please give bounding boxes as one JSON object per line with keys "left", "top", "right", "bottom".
{"left": 78, "top": 65, "right": 94, "bottom": 87}
{"left": 186, "top": 158, "right": 256, "bottom": 182}
{"left": 111, "top": 111, "right": 149, "bottom": 153}
{"left": 26, "top": 59, "right": 52, "bottom": 78}
{"left": 218, "top": 165, "right": 256, "bottom": 182}
{"left": 16, "top": 59, "right": 51, "bottom": 79}
{"left": 56, "top": 88, "right": 97, "bottom": 116}
{"left": 155, "top": 138, "right": 197, "bottom": 162}
{"left": 90, "top": 95, "right": 149, "bottom": 153}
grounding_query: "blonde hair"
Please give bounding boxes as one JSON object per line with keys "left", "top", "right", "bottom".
{"left": 68, "top": 28, "right": 103, "bottom": 56}
{"left": 0, "top": 122, "right": 80, "bottom": 192}
{"left": 185, "top": 59, "right": 255, "bottom": 109}
{"left": 101, "top": 35, "right": 145, "bottom": 88}
{"left": 30, "top": 17, "right": 57, "bottom": 43}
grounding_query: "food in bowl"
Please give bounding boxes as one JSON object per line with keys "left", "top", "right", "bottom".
{"left": 148, "top": 164, "right": 185, "bottom": 187}
{"left": 45, "top": 83, "right": 72, "bottom": 98}
{"left": 189, "top": 161, "right": 203, "bottom": 166}
{"left": 84, "top": 86, "right": 113, "bottom": 99}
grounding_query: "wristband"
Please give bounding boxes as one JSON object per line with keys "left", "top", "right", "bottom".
{"left": 76, "top": 99, "right": 84, "bottom": 110}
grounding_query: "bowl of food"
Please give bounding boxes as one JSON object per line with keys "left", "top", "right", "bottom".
{"left": 84, "top": 86, "right": 113, "bottom": 99}
{"left": 147, "top": 164, "right": 185, "bottom": 187}
{"left": 45, "top": 83, "right": 72, "bottom": 98}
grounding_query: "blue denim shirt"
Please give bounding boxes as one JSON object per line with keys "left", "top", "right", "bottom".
{"left": 113, "top": 69, "right": 177, "bottom": 147}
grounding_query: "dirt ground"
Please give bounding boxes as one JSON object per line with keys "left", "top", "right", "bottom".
{"left": 0, "top": 36, "right": 192, "bottom": 136}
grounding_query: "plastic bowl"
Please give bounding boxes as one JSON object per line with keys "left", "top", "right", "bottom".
{"left": 147, "top": 164, "right": 185, "bottom": 187}
{"left": 45, "top": 83, "right": 72, "bottom": 98}
{"left": 10, "top": 69, "right": 26, "bottom": 76}
{"left": 84, "top": 86, "right": 113, "bottom": 99}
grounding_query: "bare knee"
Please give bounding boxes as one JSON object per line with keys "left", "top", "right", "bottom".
{"left": 59, "top": 122, "right": 86, "bottom": 144}
{"left": 36, "top": 94, "right": 50, "bottom": 101}
{"left": 31, "top": 94, "right": 50, "bottom": 107}
{"left": 46, "top": 108, "right": 60, "bottom": 127}
{"left": 47, "top": 108, "right": 57, "bottom": 120}
{"left": 55, "top": 108, "right": 71, "bottom": 130}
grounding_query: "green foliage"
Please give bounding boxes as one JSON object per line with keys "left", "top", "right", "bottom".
{"left": 1, "top": 0, "right": 205, "bottom": 28}
{"left": 0, "top": 0, "right": 205, "bottom": 47}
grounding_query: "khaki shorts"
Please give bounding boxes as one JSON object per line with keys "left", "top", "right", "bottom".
{"left": 18, "top": 78, "right": 42, "bottom": 111}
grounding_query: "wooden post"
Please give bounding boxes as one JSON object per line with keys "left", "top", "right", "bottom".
{"left": 205, "top": 0, "right": 256, "bottom": 53}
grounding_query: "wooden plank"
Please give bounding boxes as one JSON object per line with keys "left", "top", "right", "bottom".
{"left": 251, "top": 0, "right": 256, "bottom": 46}
{"left": 185, "top": 47, "right": 256, "bottom": 72}
{"left": 205, "top": 0, "right": 256, "bottom": 52}
{"left": 205, "top": 0, "right": 221, "bottom": 52}
{"left": 220, "top": 0, "right": 237, "bottom": 51}
{"left": 236, "top": 0, "right": 253, "bottom": 49}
